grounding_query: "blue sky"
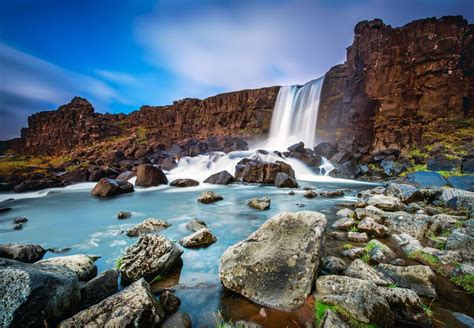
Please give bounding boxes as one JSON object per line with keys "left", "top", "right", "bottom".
{"left": 0, "top": 0, "right": 472, "bottom": 139}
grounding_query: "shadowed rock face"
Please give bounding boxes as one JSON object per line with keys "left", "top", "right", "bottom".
{"left": 317, "top": 16, "right": 473, "bottom": 155}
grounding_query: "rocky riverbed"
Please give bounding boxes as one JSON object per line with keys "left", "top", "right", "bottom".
{"left": 1, "top": 165, "right": 473, "bottom": 327}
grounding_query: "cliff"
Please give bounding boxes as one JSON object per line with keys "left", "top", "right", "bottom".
{"left": 317, "top": 16, "right": 473, "bottom": 155}
{"left": 5, "top": 16, "right": 473, "bottom": 158}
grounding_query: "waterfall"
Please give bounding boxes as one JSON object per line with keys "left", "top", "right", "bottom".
{"left": 266, "top": 76, "right": 324, "bottom": 150}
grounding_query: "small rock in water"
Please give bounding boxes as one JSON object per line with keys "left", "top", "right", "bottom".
{"left": 170, "top": 178, "right": 199, "bottom": 187}
{"left": 117, "top": 211, "right": 132, "bottom": 219}
{"left": 247, "top": 197, "right": 271, "bottom": 210}
{"left": 348, "top": 231, "right": 369, "bottom": 243}
{"left": 332, "top": 217, "right": 356, "bottom": 231}
{"left": 0, "top": 207, "right": 12, "bottom": 214}
{"left": 159, "top": 290, "right": 181, "bottom": 314}
{"left": 179, "top": 228, "right": 217, "bottom": 248}
{"left": 296, "top": 203, "right": 305, "bottom": 207}
{"left": 13, "top": 216, "right": 28, "bottom": 224}
{"left": 161, "top": 312, "right": 192, "bottom": 328}
{"left": 185, "top": 219, "right": 208, "bottom": 232}
{"left": 328, "top": 231, "right": 347, "bottom": 240}
{"left": 288, "top": 190, "right": 295, "bottom": 195}
{"left": 336, "top": 208, "right": 355, "bottom": 219}
{"left": 127, "top": 218, "right": 171, "bottom": 237}
{"left": 203, "top": 170, "right": 235, "bottom": 185}
{"left": 274, "top": 172, "right": 299, "bottom": 188}
{"left": 319, "top": 190, "right": 344, "bottom": 197}
{"left": 91, "top": 178, "right": 134, "bottom": 197}
{"left": 304, "top": 190, "right": 317, "bottom": 198}
{"left": 13, "top": 223, "right": 23, "bottom": 230}
{"left": 197, "top": 191, "right": 223, "bottom": 204}
{"left": 48, "top": 247, "right": 72, "bottom": 254}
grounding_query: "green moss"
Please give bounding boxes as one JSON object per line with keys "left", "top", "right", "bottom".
{"left": 349, "top": 226, "right": 359, "bottom": 233}
{"left": 407, "top": 250, "right": 440, "bottom": 267}
{"left": 451, "top": 274, "right": 474, "bottom": 295}
{"left": 422, "top": 304, "right": 433, "bottom": 318}
{"left": 343, "top": 243, "right": 353, "bottom": 250}
{"left": 360, "top": 252, "right": 371, "bottom": 263}
{"left": 314, "top": 300, "right": 378, "bottom": 328}
{"left": 387, "top": 283, "right": 399, "bottom": 289}
{"left": 114, "top": 257, "right": 123, "bottom": 269}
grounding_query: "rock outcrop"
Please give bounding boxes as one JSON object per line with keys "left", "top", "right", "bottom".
{"left": 219, "top": 211, "right": 327, "bottom": 311}
{"left": 317, "top": 16, "right": 473, "bottom": 155}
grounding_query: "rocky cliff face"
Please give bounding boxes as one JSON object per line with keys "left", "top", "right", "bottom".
{"left": 317, "top": 16, "right": 473, "bottom": 155}
{"left": 15, "top": 88, "right": 278, "bottom": 156}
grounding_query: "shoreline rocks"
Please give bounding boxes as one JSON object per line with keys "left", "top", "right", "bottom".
{"left": 37, "top": 254, "right": 98, "bottom": 281}
{"left": 0, "top": 243, "right": 46, "bottom": 263}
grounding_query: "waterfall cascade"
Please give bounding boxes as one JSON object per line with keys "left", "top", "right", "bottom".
{"left": 166, "top": 76, "right": 336, "bottom": 182}
{"left": 266, "top": 77, "right": 324, "bottom": 150}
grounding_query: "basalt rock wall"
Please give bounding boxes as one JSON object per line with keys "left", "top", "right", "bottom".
{"left": 317, "top": 16, "right": 473, "bottom": 155}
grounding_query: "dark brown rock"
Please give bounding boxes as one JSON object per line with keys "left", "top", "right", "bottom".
{"left": 235, "top": 159, "right": 295, "bottom": 184}
{"left": 170, "top": 178, "right": 199, "bottom": 187}
{"left": 90, "top": 178, "right": 134, "bottom": 197}
{"left": 135, "top": 164, "right": 168, "bottom": 187}
{"left": 203, "top": 170, "right": 235, "bottom": 185}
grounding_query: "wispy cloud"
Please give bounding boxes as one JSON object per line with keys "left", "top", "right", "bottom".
{"left": 0, "top": 43, "right": 129, "bottom": 139}
{"left": 95, "top": 69, "right": 138, "bottom": 85}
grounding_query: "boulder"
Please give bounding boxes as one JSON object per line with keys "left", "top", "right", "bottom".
{"left": 321, "top": 256, "right": 347, "bottom": 275}
{"left": 336, "top": 208, "right": 354, "bottom": 219}
{"left": 37, "top": 254, "right": 97, "bottom": 281}
{"left": 274, "top": 172, "right": 299, "bottom": 188}
{"left": 179, "top": 228, "right": 217, "bottom": 248}
{"left": 366, "top": 195, "right": 404, "bottom": 211}
{"left": 407, "top": 171, "right": 448, "bottom": 188}
{"left": 247, "top": 197, "right": 271, "bottom": 210}
{"left": 320, "top": 190, "right": 344, "bottom": 197}
{"left": 357, "top": 217, "right": 389, "bottom": 237}
{"left": 203, "top": 170, "right": 235, "bottom": 185}
{"left": 234, "top": 159, "right": 295, "bottom": 184}
{"left": 384, "top": 183, "right": 421, "bottom": 203}
{"left": 427, "top": 154, "right": 461, "bottom": 171}
{"left": 347, "top": 231, "right": 369, "bottom": 243}
{"left": 304, "top": 189, "right": 317, "bottom": 198}
{"left": 447, "top": 175, "right": 474, "bottom": 192}
{"left": 0, "top": 258, "right": 80, "bottom": 328}
{"left": 0, "top": 243, "right": 46, "bottom": 263}
{"left": 287, "top": 142, "right": 305, "bottom": 153}
{"left": 116, "top": 170, "right": 136, "bottom": 181}
{"left": 170, "top": 179, "right": 199, "bottom": 187}
{"left": 382, "top": 212, "right": 431, "bottom": 239}
{"left": 61, "top": 168, "right": 90, "bottom": 185}
{"left": 341, "top": 247, "right": 366, "bottom": 260}
{"left": 160, "top": 157, "right": 178, "bottom": 171}
{"left": 314, "top": 142, "right": 338, "bottom": 159}
{"left": 135, "top": 164, "right": 168, "bottom": 187}
{"left": 79, "top": 269, "right": 118, "bottom": 310}
{"left": 185, "top": 219, "right": 207, "bottom": 232}
{"left": 59, "top": 279, "right": 165, "bottom": 327}
{"left": 376, "top": 264, "right": 437, "bottom": 297}
{"left": 332, "top": 217, "right": 356, "bottom": 231}
{"left": 91, "top": 178, "right": 134, "bottom": 197}
{"left": 366, "top": 240, "right": 397, "bottom": 264}
{"left": 127, "top": 218, "right": 171, "bottom": 237}
{"left": 378, "top": 287, "right": 430, "bottom": 325}
{"left": 219, "top": 211, "right": 327, "bottom": 310}
{"left": 330, "top": 152, "right": 354, "bottom": 165}
{"left": 344, "top": 259, "right": 392, "bottom": 286}
{"left": 197, "top": 191, "right": 223, "bottom": 204}
{"left": 329, "top": 160, "right": 360, "bottom": 179}
{"left": 119, "top": 235, "right": 183, "bottom": 284}
{"left": 446, "top": 229, "right": 474, "bottom": 262}
{"left": 314, "top": 275, "right": 394, "bottom": 327}
{"left": 161, "top": 312, "right": 192, "bottom": 328}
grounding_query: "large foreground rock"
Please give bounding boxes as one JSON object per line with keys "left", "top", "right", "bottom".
{"left": 119, "top": 235, "right": 183, "bottom": 284}
{"left": 314, "top": 275, "right": 394, "bottom": 327}
{"left": 79, "top": 269, "right": 118, "bottom": 310}
{"left": 37, "top": 254, "right": 98, "bottom": 281}
{"left": 219, "top": 211, "right": 327, "bottom": 310}
{"left": 59, "top": 279, "right": 165, "bottom": 327}
{"left": 0, "top": 243, "right": 46, "bottom": 263}
{"left": 0, "top": 258, "right": 80, "bottom": 328}
{"left": 91, "top": 178, "right": 134, "bottom": 197}
{"left": 135, "top": 164, "right": 168, "bottom": 187}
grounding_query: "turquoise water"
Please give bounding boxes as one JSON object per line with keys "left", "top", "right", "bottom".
{"left": 0, "top": 179, "right": 373, "bottom": 326}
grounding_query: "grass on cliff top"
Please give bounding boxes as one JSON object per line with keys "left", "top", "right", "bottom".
{"left": 0, "top": 155, "right": 67, "bottom": 178}
{"left": 451, "top": 274, "right": 474, "bottom": 295}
